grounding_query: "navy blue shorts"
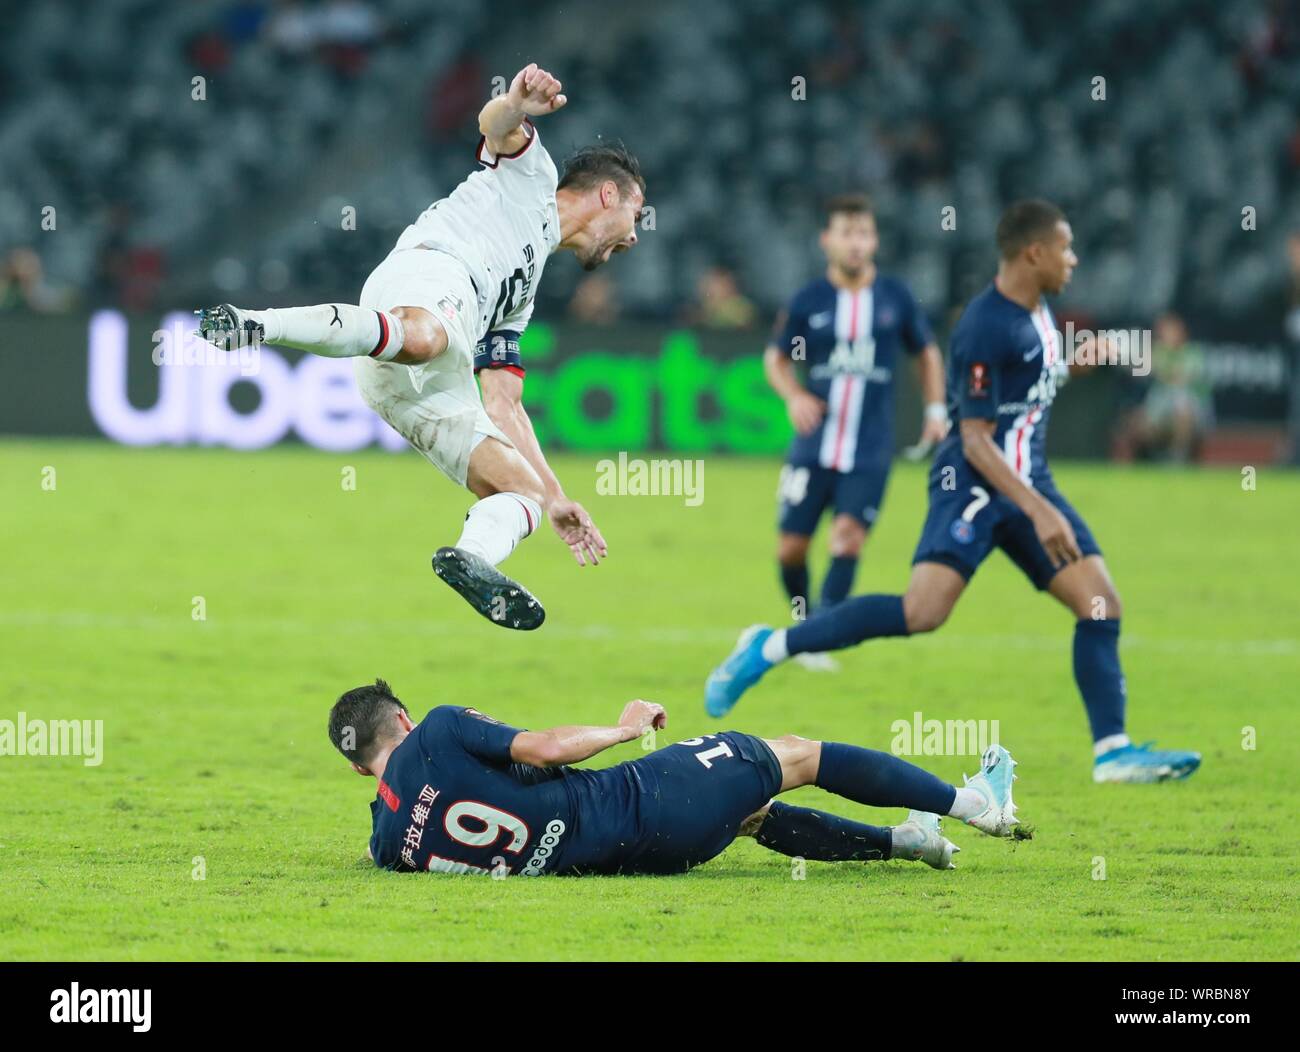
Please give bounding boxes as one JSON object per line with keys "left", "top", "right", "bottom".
{"left": 614, "top": 732, "right": 783, "bottom": 875}
{"left": 912, "top": 473, "right": 1101, "bottom": 590}
{"left": 777, "top": 462, "right": 890, "bottom": 535}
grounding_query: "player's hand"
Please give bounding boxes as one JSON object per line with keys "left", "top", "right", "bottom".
{"left": 918, "top": 415, "right": 949, "bottom": 446}
{"left": 1032, "top": 503, "right": 1082, "bottom": 568}
{"left": 548, "top": 497, "right": 607, "bottom": 566}
{"left": 786, "top": 391, "right": 826, "bottom": 435}
{"left": 619, "top": 699, "right": 667, "bottom": 739}
{"left": 508, "top": 63, "right": 567, "bottom": 117}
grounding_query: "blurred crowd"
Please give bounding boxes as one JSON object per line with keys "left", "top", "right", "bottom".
{"left": 3, "top": 0, "right": 1300, "bottom": 350}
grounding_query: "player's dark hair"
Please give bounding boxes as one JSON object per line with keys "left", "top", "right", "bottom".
{"left": 996, "top": 199, "right": 1066, "bottom": 260}
{"left": 328, "top": 678, "right": 409, "bottom": 765}
{"left": 822, "top": 193, "right": 874, "bottom": 227}
{"left": 558, "top": 140, "right": 646, "bottom": 198}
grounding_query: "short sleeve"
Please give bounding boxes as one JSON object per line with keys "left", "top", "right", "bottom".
{"left": 476, "top": 120, "right": 558, "bottom": 194}
{"left": 421, "top": 705, "right": 523, "bottom": 764}
{"left": 953, "top": 323, "right": 1011, "bottom": 421}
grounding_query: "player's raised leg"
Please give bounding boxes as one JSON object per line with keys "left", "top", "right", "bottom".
{"left": 1048, "top": 554, "right": 1201, "bottom": 782}
{"left": 704, "top": 561, "right": 964, "bottom": 718}
{"left": 195, "top": 302, "right": 449, "bottom": 365}
{"left": 433, "top": 435, "right": 549, "bottom": 631}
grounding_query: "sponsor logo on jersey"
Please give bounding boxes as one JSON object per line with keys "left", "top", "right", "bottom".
{"left": 968, "top": 361, "right": 990, "bottom": 398}
{"left": 377, "top": 778, "right": 401, "bottom": 812}
{"left": 520, "top": 819, "right": 566, "bottom": 876}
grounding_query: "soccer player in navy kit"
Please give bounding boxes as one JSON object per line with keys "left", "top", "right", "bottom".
{"left": 328, "top": 679, "right": 1024, "bottom": 877}
{"left": 707, "top": 200, "right": 1201, "bottom": 785}
{"left": 765, "top": 196, "right": 947, "bottom": 668}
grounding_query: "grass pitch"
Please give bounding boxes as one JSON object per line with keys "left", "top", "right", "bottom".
{"left": 1, "top": 439, "right": 1297, "bottom": 961}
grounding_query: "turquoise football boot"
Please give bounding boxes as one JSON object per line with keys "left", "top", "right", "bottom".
{"left": 704, "top": 625, "right": 773, "bottom": 718}
{"left": 1093, "top": 741, "right": 1201, "bottom": 783}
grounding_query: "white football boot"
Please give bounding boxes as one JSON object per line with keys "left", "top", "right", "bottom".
{"left": 961, "top": 744, "right": 1020, "bottom": 838}
{"left": 891, "top": 810, "right": 959, "bottom": 870}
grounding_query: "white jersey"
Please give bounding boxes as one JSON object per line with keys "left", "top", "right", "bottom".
{"left": 394, "top": 118, "right": 560, "bottom": 341}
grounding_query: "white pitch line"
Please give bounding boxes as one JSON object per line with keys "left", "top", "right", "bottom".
{"left": 0, "top": 610, "right": 1295, "bottom": 657}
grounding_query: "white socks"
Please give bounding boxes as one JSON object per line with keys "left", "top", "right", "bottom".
{"left": 761, "top": 629, "right": 789, "bottom": 663}
{"left": 1093, "top": 733, "right": 1131, "bottom": 757}
{"left": 456, "top": 493, "right": 542, "bottom": 566}
{"left": 247, "top": 304, "right": 404, "bottom": 361}
{"left": 947, "top": 786, "right": 989, "bottom": 821}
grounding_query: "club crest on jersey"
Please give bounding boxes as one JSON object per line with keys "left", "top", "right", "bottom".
{"left": 950, "top": 520, "right": 975, "bottom": 544}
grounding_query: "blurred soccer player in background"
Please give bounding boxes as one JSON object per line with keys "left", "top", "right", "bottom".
{"left": 763, "top": 195, "right": 947, "bottom": 671}
{"left": 708, "top": 200, "right": 1201, "bottom": 785}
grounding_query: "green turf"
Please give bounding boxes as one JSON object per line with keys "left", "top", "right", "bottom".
{"left": 1, "top": 439, "right": 1297, "bottom": 961}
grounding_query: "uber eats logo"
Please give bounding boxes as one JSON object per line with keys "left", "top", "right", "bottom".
{"left": 86, "top": 313, "right": 788, "bottom": 454}
{"left": 518, "top": 326, "right": 786, "bottom": 453}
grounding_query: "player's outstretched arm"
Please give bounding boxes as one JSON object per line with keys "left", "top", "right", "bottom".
{"left": 480, "top": 368, "right": 607, "bottom": 566}
{"left": 509, "top": 701, "right": 666, "bottom": 767}
{"left": 478, "top": 63, "right": 567, "bottom": 157}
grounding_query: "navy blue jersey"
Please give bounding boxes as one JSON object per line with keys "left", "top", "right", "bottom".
{"left": 370, "top": 706, "right": 652, "bottom": 876}
{"left": 773, "top": 275, "right": 933, "bottom": 472}
{"left": 367, "top": 709, "right": 782, "bottom": 877}
{"left": 935, "top": 283, "right": 1068, "bottom": 489}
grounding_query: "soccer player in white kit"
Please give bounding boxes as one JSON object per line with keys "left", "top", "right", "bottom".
{"left": 197, "top": 64, "right": 646, "bottom": 630}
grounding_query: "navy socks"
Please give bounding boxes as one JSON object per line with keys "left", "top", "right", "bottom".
{"left": 755, "top": 801, "right": 892, "bottom": 861}
{"left": 1074, "top": 618, "right": 1126, "bottom": 741}
{"left": 779, "top": 562, "right": 810, "bottom": 617}
{"left": 787, "top": 593, "right": 908, "bottom": 656}
{"left": 819, "top": 555, "right": 858, "bottom": 608}
{"left": 814, "top": 741, "right": 957, "bottom": 814}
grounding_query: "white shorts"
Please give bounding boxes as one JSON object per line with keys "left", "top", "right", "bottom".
{"left": 353, "top": 247, "right": 512, "bottom": 486}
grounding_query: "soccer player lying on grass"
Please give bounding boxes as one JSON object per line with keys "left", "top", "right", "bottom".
{"left": 706, "top": 200, "right": 1200, "bottom": 785}
{"left": 198, "top": 64, "right": 645, "bottom": 631}
{"left": 328, "top": 679, "right": 1021, "bottom": 876}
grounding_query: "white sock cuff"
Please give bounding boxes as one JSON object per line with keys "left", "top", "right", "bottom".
{"left": 501, "top": 492, "right": 541, "bottom": 537}
{"left": 1093, "top": 733, "right": 1131, "bottom": 757}
{"left": 368, "top": 310, "right": 404, "bottom": 362}
{"left": 761, "top": 629, "right": 789, "bottom": 664}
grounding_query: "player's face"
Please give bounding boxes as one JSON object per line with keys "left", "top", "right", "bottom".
{"left": 1037, "top": 221, "right": 1077, "bottom": 294}
{"left": 821, "top": 213, "right": 878, "bottom": 277}
{"left": 581, "top": 183, "right": 644, "bottom": 270}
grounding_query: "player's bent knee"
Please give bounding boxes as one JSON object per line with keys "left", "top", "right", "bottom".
{"left": 903, "top": 592, "right": 950, "bottom": 634}
{"left": 738, "top": 803, "right": 773, "bottom": 838}
{"left": 772, "top": 734, "right": 820, "bottom": 786}
{"left": 777, "top": 535, "right": 811, "bottom": 566}
{"left": 390, "top": 306, "right": 448, "bottom": 363}
{"left": 829, "top": 518, "right": 867, "bottom": 558}
{"left": 467, "top": 437, "right": 546, "bottom": 505}
{"left": 1094, "top": 588, "right": 1123, "bottom": 621}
